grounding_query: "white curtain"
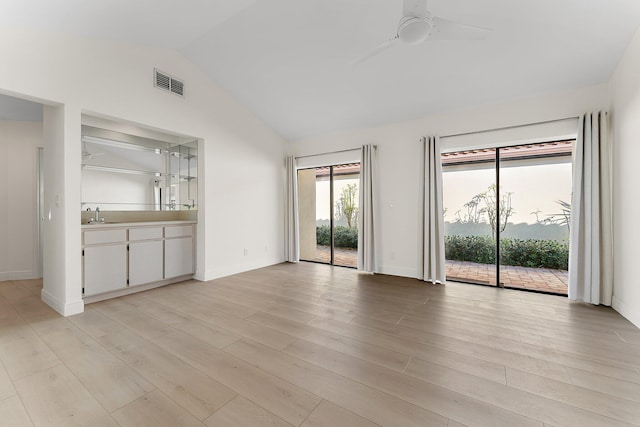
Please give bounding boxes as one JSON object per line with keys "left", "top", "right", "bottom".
{"left": 358, "top": 144, "right": 378, "bottom": 272}
{"left": 285, "top": 156, "right": 299, "bottom": 263}
{"left": 568, "top": 112, "right": 613, "bottom": 305}
{"left": 418, "top": 136, "right": 446, "bottom": 283}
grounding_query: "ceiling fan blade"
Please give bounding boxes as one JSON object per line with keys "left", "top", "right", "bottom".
{"left": 430, "top": 16, "right": 493, "bottom": 40}
{"left": 403, "top": 0, "right": 428, "bottom": 18}
{"left": 350, "top": 36, "right": 399, "bottom": 66}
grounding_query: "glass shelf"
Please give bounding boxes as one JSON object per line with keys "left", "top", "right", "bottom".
{"left": 81, "top": 125, "right": 198, "bottom": 212}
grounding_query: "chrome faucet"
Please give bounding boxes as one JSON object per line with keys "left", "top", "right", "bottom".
{"left": 87, "top": 207, "right": 104, "bottom": 224}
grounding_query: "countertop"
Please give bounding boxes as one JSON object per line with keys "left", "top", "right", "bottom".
{"left": 81, "top": 220, "right": 196, "bottom": 230}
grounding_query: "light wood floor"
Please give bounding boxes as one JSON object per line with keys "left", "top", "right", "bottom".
{"left": 1, "top": 262, "right": 640, "bottom": 427}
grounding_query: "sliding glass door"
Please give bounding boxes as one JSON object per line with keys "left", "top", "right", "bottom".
{"left": 298, "top": 163, "right": 360, "bottom": 268}
{"left": 443, "top": 141, "right": 572, "bottom": 295}
{"left": 442, "top": 149, "right": 498, "bottom": 286}
{"left": 497, "top": 144, "right": 572, "bottom": 294}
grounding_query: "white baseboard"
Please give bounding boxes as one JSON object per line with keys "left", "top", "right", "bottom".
{"left": 83, "top": 275, "right": 194, "bottom": 304}
{"left": 205, "top": 257, "right": 285, "bottom": 282}
{"left": 0, "top": 270, "right": 38, "bottom": 281}
{"left": 41, "top": 289, "right": 84, "bottom": 317}
{"left": 612, "top": 295, "right": 640, "bottom": 329}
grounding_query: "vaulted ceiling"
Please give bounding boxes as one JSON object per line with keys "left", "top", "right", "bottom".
{"left": 3, "top": 0, "right": 640, "bottom": 140}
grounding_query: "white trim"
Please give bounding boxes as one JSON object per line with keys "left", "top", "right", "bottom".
{"left": 0, "top": 270, "right": 38, "bottom": 281}
{"left": 295, "top": 150, "right": 361, "bottom": 170}
{"left": 441, "top": 117, "right": 578, "bottom": 153}
{"left": 41, "top": 289, "right": 84, "bottom": 317}
{"left": 612, "top": 295, "right": 640, "bottom": 329}
{"left": 205, "top": 258, "right": 284, "bottom": 281}
{"left": 83, "top": 275, "right": 194, "bottom": 304}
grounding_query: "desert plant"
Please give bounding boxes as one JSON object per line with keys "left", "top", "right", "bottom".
{"left": 544, "top": 200, "right": 571, "bottom": 232}
{"left": 335, "top": 183, "right": 358, "bottom": 228}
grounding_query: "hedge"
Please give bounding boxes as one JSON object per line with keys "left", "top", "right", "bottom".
{"left": 445, "top": 235, "right": 568, "bottom": 270}
{"left": 316, "top": 225, "right": 358, "bottom": 249}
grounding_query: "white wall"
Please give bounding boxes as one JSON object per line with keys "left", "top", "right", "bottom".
{"left": 290, "top": 85, "right": 609, "bottom": 278}
{"left": 0, "top": 120, "right": 43, "bottom": 280}
{"left": 610, "top": 27, "right": 640, "bottom": 328}
{"left": 0, "top": 28, "right": 286, "bottom": 315}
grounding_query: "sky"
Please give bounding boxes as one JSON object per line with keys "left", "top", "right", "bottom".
{"left": 310, "top": 159, "right": 571, "bottom": 226}
{"left": 443, "top": 161, "right": 572, "bottom": 225}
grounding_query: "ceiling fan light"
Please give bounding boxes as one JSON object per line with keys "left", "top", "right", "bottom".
{"left": 398, "top": 17, "right": 432, "bottom": 45}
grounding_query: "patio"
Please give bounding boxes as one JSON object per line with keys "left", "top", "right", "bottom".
{"left": 307, "top": 246, "right": 568, "bottom": 295}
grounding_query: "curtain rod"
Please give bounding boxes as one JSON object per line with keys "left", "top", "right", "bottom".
{"left": 294, "top": 145, "right": 376, "bottom": 160}
{"left": 440, "top": 116, "right": 580, "bottom": 139}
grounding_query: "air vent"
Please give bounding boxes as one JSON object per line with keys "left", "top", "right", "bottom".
{"left": 154, "top": 69, "right": 185, "bottom": 97}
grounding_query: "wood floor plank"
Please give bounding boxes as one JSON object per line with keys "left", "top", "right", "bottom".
{"left": 190, "top": 284, "right": 319, "bottom": 324}
{"left": 506, "top": 368, "right": 640, "bottom": 424}
{"left": 148, "top": 297, "right": 298, "bottom": 350}
{"left": 245, "top": 311, "right": 411, "bottom": 372}
{"left": 0, "top": 359, "right": 16, "bottom": 401}
{"left": 204, "top": 395, "right": 293, "bottom": 427}
{"left": 68, "top": 307, "right": 128, "bottom": 338}
{"left": 405, "top": 356, "right": 636, "bottom": 427}
{"left": 225, "top": 339, "right": 449, "bottom": 427}
{"left": 565, "top": 366, "right": 640, "bottom": 403}
{"left": 94, "top": 298, "right": 175, "bottom": 341}
{"left": 112, "top": 389, "right": 204, "bottom": 427}
{"left": 153, "top": 331, "right": 322, "bottom": 426}
{"left": 312, "top": 316, "right": 559, "bottom": 383}
{"left": 343, "top": 314, "right": 640, "bottom": 384}
{"left": 4, "top": 264, "right": 640, "bottom": 427}
{"left": 283, "top": 339, "right": 541, "bottom": 427}
{"left": 300, "top": 400, "right": 380, "bottom": 427}
{"left": 14, "top": 364, "right": 117, "bottom": 427}
{"left": 132, "top": 300, "right": 242, "bottom": 349}
{"left": 102, "top": 331, "right": 237, "bottom": 421}
{"left": 0, "top": 320, "right": 61, "bottom": 381}
{"left": 0, "top": 395, "right": 34, "bottom": 427}
{"left": 29, "top": 317, "right": 154, "bottom": 413}
{"left": 395, "top": 311, "right": 640, "bottom": 376}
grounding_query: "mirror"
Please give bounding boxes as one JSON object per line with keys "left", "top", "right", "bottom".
{"left": 81, "top": 125, "right": 198, "bottom": 211}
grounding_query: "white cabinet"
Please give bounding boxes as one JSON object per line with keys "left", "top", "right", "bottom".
{"left": 83, "top": 222, "right": 195, "bottom": 300}
{"left": 83, "top": 244, "right": 128, "bottom": 296}
{"left": 164, "top": 225, "right": 194, "bottom": 279}
{"left": 165, "top": 237, "right": 194, "bottom": 278}
{"left": 129, "top": 226, "right": 164, "bottom": 286}
{"left": 129, "top": 240, "right": 164, "bottom": 286}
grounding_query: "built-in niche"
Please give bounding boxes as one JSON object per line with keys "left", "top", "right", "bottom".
{"left": 81, "top": 119, "right": 198, "bottom": 213}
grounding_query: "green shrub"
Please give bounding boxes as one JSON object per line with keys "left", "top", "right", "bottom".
{"left": 501, "top": 238, "right": 569, "bottom": 270}
{"left": 445, "top": 235, "right": 568, "bottom": 270}
{"left": 316, "top": 225, "right": 331, "bottom": 246}
{"left": 316, "top": 225, "right": 358, "bottom": 249}
{"left": 445, "top": 235, "right": 496, "bottom": 264}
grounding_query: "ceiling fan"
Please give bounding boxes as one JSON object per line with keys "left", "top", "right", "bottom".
{"left": 351, "top": 0, "right": 493, "bottom": 65}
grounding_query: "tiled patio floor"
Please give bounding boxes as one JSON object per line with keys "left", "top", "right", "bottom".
{"left": 445, "top": 260, "right": 568, "bottom": 295}
{"left": 305, "top": 245, "right": 358, "bottom": 268}
{"left": 306, "top": 245, "right": 568, "bottom": 295}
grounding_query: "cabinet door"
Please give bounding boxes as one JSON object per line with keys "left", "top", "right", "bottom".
{"left": 165, "top": 237, "right": 194, "bottom": 278}
{"left": 83, "top": 245, "right": 127, "bottom": 296}
{"left": 129, "top": 240, "right": 164, "bottom": 286}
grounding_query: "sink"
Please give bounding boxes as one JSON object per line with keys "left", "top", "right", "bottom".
{"left": 85, "top": 221, "right": 118, "bottom": 225}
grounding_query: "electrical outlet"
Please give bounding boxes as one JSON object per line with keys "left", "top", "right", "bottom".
{"left": 244, "top": 248, "right": 248, "bottom": 256}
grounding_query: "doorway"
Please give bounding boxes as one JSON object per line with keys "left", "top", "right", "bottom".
{"left": 298, "top": 163, "right": 360, "bottom": 268}
{"left": 442, "top": 141, "right": 573, "bottom": 295}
